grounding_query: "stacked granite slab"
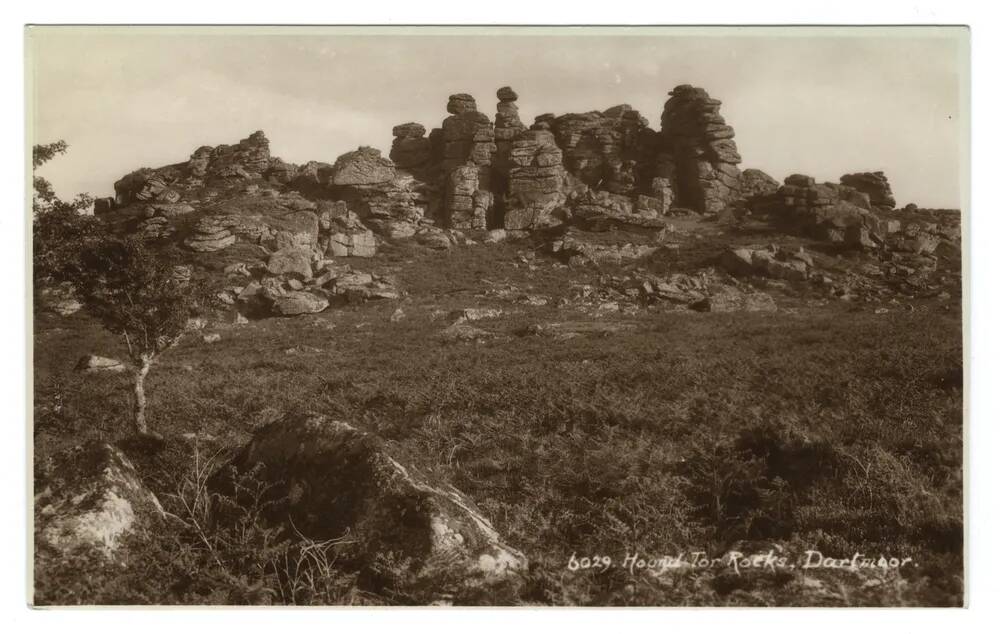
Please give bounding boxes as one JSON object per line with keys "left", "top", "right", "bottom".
{"left": 503, "top": 128, "right": 568, "bottom": 230}
{"left": 389, "top": 123, "right": 432, "bottom": 178}
{"left": 776, "top": 174, "right": 898, "bottom": 245}
{"left": 659, "top": 85, "right": 742, "bottom": 214}
{"left": 438, "top": 94, "right": 497, "bottom": 229}
{"left": 325, "top": 146, "right": 426, "bottom": 239}
{"left": 549, "top": 104, "right": 655, "bottom": 199}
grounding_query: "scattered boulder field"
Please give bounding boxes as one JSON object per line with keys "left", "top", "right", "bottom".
{"left": 72, "top": 83, "right": 959, "bottom": 323}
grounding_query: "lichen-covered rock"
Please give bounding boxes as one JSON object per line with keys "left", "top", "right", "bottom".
{"left": 330, "top": 146, "right": 397, "bottom": 186}
{"left": 739, "top": 168, "right": 780, "bottom": 199}
{"left": 266, "top": 247, "right": 313, "bottom": 280}
{"left": 35, "top": 442, "right": 163, "bottom": 560}
{"left": 321, "top": 203, "right": 379, "bottom": 256}
{"left": 272, "top": 209, "right": 319, "bottom": 251}
{"left": 212, "top": 413, "right": 526, "bottom": 592}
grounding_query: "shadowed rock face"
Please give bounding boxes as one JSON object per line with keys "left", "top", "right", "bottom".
{"left": 389, "top": 122, "right": 431, "bottom": 174}
{"left": 660, "top": 85, "right": 742, "bottom": 214}
{"left": 213, "top": 413, "right": 526, "bottom": 592}
{"left": 840, "top": 171, "right": 897, "bottom": 211}
{"left": 549, "top": 104, "right": 657, "bottom": 198}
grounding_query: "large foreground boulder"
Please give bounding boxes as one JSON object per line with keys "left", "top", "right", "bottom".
{"left": 213, "top": 414, "right": 526, "bottom": 593}
{"left": 35, "top": 442, "right": 163, "bottom": 560}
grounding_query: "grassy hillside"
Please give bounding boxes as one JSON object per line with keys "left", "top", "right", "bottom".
{"left": 32, "top": 231, "right": 963, "bottom": 606}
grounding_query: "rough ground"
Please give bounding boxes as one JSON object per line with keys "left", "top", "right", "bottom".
{"left": 33, "top": 215, "right": 963, "bottom": 606}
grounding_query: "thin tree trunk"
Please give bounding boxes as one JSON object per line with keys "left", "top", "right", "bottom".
{"left": 134, "top": 353, "right": 153, "bottom": 435}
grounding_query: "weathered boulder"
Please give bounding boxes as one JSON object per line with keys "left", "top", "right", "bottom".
{"left": 187, "top": 130, "right": 271, "bottom": 179}
{"left": 325, "top": 153, "right": 427, "bottom": 237}
{"left": 266, "top": 247, "right": 313, "bottom": 280}
{"left": 35, "top": 442, "right": 163, "bottom": 560}
{"left": 318, "top": 268, "right": 402, "bottom": 302}
{"left": 389, "top": 123, "right": 431, "bottom": 174}
{"left": 38, "top": 283, "right": 83, "bottom": 316}
{"left": 719, "top": 245, "right": 812, "bottom": 281}
{"left": 271, "top": 208, "right": 319, "bottom": 251}
{"left": 634, "top": 273, "right": 709, "bottom": 305}
{"left": 270, "top": 291, "right": 329, "bottom": 316}
{"left": 330, "top": 146, "right": 397, "bottom": 186}
{"left": 113, "top": 169, "right": 157, "bottom": 206}
{"left": 213, "top": 414, "right": 525, "bottom": 591}
{"left": 440, "top": 321, "right": 497, "bottom": 343}
{"left": 74, "top": 355, "right": 127, "bottom": 373}
{"left": 149, "top": 203, "right": 195, "bottom": 218}
{"left": 552, "top": 231, "right": 659, "bottom": 265}
{"left": 450, "top": 307, "right": 504, "bottom": 323}
{"left": 840, "top": 171, "right": 896, "bottom": 211}
{"left": 691, "top": 288, "right": 778, "bottom": 313}
{"left": 447, "top": 93, "right": 479, "bottom": 115}
{"left": 739, "top": 168, "right": 780, "bottom": 199}
{"left": 327, "top": 230, "right": 377, "bottom": 258}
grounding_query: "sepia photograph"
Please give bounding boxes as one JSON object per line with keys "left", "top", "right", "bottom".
{"left": 26, "top": 24, "right": 968, "bottom": 608}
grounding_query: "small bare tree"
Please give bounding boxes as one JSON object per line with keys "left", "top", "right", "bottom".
{"left": 75, "top": 236, "right": 207, "bottom": 436}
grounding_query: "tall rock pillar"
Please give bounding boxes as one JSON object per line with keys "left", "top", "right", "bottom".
{"left": 660, "top": 85, "right": 742, "bottom": 214}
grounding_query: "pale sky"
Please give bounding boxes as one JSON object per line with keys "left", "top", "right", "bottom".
{"left": 27, "top": 26, "right": 966, "bottom": 209}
